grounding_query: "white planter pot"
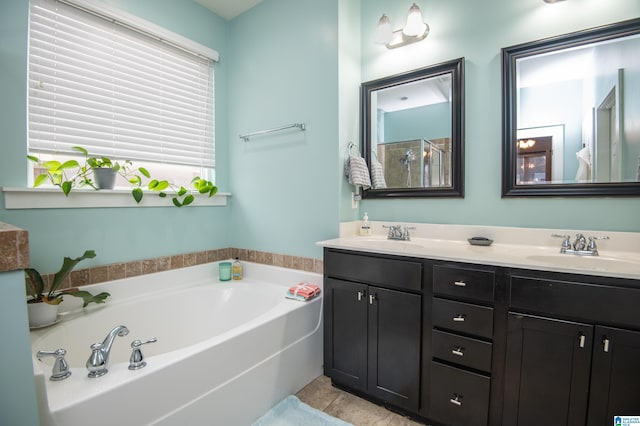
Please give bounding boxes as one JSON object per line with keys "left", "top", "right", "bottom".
{"left": 27, "top": 302, "right": 59, "bottom": 328}
{"left": 92, "top": 168, "right": 117, "bottom": 189}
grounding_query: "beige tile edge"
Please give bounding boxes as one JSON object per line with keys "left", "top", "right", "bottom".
{"left": 41, "top": 248, "right": 323, "bottom": 291}
{"left": 0, "top": 222, "right": 30, "bottom": 272}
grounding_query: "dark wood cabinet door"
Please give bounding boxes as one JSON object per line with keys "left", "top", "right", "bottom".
{"left": 587, "top": 326, "right": 640, "bottom": 426}
{"left": 503, "top": 313, "right": 593, "bottom": 426}
{"left": 368, "top": 286, "right": 422, "bottom": 412}
{"left": 324, "top": 278, "right": 368, "bottom": 391}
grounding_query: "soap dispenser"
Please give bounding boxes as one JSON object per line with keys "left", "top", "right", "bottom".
{"left": 232, "top": 257, "right": 243, "bottom": 280}
{"left": 359, "top": 212, "right": 372, "bottom": 236}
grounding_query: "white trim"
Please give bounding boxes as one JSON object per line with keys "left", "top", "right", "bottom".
{"left": 59, "top": 0, "right": 219, "bottom": 61}
{"left": 2, "top": 187, "right": 229, "bottom": 209}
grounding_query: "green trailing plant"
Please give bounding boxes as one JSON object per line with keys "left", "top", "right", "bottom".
{"left": 25, "top": 250, "right": 110, "bottom": 308}
{"left": 28, "top": 146, "right": 217, "bottom": 207}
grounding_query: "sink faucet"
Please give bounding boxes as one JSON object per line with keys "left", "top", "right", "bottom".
{"left": 86, "top": 325, "right": 129, "bottom": 378}
{"left": 383, "top": 224, "right": 415, "bottom": 241}
{"left": 552, "top": 233, "right": 609, "bottom": 256}
{"left": 573, "top": 233, "right": 587, "bottom": 251}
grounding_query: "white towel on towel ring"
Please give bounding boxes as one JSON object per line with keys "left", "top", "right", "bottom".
{"left": 370, "top": 160, "right": 387, "bottom": 189}
{"left": 345, "top": 155, "right": 372, "bottom": 189}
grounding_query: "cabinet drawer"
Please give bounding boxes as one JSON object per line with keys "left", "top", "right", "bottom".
{"left": 325, "top": 250, "right": 422, "bottom": 291}
{"left": 510, "top": 275, "right": 640, "bottom": 329}
{"left": 432, "top": 329, "right": 493, "bottom": 373}
{"left": 433, "top": 298, "right": 494, "bottom": 339}
{"left": 430, "top": 362, "right": 490, "bottom": 426}
{"left": 434, "top": 265, "right": 495, "bottom": 303}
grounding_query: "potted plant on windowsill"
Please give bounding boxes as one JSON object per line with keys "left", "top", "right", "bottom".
{"left": 25, "top": 250, "right": 110, "bottom": 329}
{"left": 28, "top": 146, "right": 217, "bottom": 207}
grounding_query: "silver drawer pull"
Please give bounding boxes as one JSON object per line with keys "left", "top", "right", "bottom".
{"left": 369, "top": 294, "right": 376, "bottom": 304}
{"left": 453, "top": 314, "right": 466, "bottom": 322}
{"left": 450, "top": 394, "right": 463, "bottom": 406}
{"left": 578, "top": 333, "right": 585, "bottom": 348}
{"left": 452, "top": 347, "right": 465, "bottom": 357}
{"left": 357, "top": 291, "right": 364, "bottom": 301}
{"left": 603, "top": 337, "right": 610, "bottom": 353}
{"left": 453, "top": 281, "right": 466, "bottom": 287}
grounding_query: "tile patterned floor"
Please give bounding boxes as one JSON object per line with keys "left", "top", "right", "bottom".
{"left": 296, "top": 375, "right": 428, "bottom": 426}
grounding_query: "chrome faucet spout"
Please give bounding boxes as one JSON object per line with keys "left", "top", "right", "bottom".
{"left": 86, "top": 325, "right": 129, "bottom": 378}
{"left": 101, "top": 325, "right": 129, "bottom": 363}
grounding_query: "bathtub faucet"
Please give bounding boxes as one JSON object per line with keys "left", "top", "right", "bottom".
{"left": 86, "top": 325, "right": 130, "bottom": 378}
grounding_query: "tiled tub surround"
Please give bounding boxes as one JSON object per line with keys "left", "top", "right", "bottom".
{"left": 28, "top": 247, "right": 324, "bottom": 293}
{"left": 0, "top": 221, "right": 30, "bottom": 272}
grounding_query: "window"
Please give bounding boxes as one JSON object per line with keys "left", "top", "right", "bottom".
{"left": 27, "top": 0, "right": 217, "bottom": 184}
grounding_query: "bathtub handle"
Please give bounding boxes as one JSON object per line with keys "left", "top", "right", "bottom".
{"left": 129, "top": 337, "right": 158, "bottom": 370}
{"left": 37, "top": 348, "right": 72, "bottom": 381}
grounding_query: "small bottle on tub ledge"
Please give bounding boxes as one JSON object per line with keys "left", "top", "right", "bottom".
{"left": 232, "top": 257, "right": 243, "bottom": 280}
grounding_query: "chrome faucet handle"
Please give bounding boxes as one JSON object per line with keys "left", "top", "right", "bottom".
{"left": 551, "top": 234, "right": 572, "bottom": 251}
{"left": 587, "top": 235, "right": 610, "bottom": 252}
{"left": 129, "top": 337, "right": 158, "bottom": 370}
{"left": 86, "top": 342, "right": 108, "bottom": 378}
{"left": 37, "top": 348, "right": 72, "bottom": 381}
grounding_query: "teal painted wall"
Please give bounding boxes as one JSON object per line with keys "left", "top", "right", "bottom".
{"left": 360, "top": 0, "right": 640, "bottom": 231}
{"left": 0, "top": 271, "right": 39, "bottom": 426}
{"left": 226, "top": 0, "right": 341, "bottom": 259}
{"left": 384, "top": 102, "right": 451, "bottom": 142}
{"left": 0, "top": 0, "right": 232, "bottom": 273}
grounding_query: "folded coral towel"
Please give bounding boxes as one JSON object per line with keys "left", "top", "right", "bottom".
{"left": 286, "top": 282, "right": 321, "bottom": 301}
{"left": 344, "top": 155, "right": 371, "bottom": 189}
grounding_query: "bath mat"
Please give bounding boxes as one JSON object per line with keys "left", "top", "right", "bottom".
{"left": 252, "top": 395, "right": 352, "bottom": 426}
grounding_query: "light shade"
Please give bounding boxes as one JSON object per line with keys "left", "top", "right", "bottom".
{"left": 403, "top": 3, "right": 427, "bottom": 37}
{"left": 375, "top": 14, "right": 393, "bottom": 44}
{"left": 543, "top": 0, "right": 567, "bottom": 2}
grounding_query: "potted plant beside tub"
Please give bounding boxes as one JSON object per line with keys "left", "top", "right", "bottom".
{"left": 25, "top": 250, "right": 110, "bottom": 328}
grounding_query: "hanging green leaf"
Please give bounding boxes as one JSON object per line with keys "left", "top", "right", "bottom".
{"left": 61, "top": 181, "right": 72, "bottom": 196}
{"left": 34, "top": 174, "right": 49, "bottom": 187}
{"left": 182, "top": 194, "right": 195, "bottom": 206}
{"left": 132, "top": 187, "right": 143, "bottom": 204}
{"left": 172, "top": 197, "right": 182, "bottom": 207}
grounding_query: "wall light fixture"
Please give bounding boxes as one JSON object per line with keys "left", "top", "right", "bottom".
{"left": 375, "top": 3, "right": 429, "bottom": 49}
{"left": 543, "top": 0, "right": 568, "bottom": 3}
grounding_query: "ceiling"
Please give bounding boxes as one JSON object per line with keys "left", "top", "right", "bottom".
{"left": 194, "top": 0, "right": 263, "bottom": 20}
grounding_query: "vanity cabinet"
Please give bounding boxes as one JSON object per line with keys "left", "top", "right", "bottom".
{"left": 504, "top": 273, "right": 640, "bottom": 426}
{"left": 429, "top": 264, "right": 495, "bottom": 426}
{"left": 323, "top": 249, "right": 423, "bottom": 412}
{"left": 322, "top": 243, "right": 640, "bottom": 426}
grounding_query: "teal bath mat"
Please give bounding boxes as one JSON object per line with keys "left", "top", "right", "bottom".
{"left": 253, "top": 395, "right": 352, "bottom": 426}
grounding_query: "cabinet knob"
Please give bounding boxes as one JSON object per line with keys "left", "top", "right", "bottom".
{"left": 453, "top": 314, "right": 466, "bottom": 322}
{"left": 451, "top": 347, "right": 465, "bottom": 357}
{"left": 449, "top": 394, "right": 463, "bottom": 406}
{"left": 453, "top": 281, "right": 466, "bottom": 287}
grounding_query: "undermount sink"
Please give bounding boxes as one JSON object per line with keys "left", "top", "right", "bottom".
{"left": 349, "top": 237, "right": 425, "bottom": 251}
{"left": 526, "top": 254, "right": 640, "bottom": 272}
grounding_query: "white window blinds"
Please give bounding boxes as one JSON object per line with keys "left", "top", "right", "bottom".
{"left": 28, "top": 0, "right": 215, "bottom": 169}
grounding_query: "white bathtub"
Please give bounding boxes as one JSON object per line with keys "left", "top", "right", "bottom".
{"left": 30, "top": 261, "right": 323, "bottom": 425}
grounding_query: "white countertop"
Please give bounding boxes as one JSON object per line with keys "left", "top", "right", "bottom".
{"left": 317, "top": 222, "right": 640, "bottom": 280}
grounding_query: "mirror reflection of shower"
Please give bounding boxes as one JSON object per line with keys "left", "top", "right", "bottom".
{"left": 400, "top": 149, "right": 416, "bottom": 186}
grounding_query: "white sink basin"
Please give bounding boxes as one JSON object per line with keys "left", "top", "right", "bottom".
{"left": 348, "top": 237, "right": 425, "bottom": 251}
{"left": 526, "top": 254, "right": 640, "bottom": 272}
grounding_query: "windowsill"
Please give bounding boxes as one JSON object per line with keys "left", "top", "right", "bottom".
{"left": 2, "top": 187, "right": 230, "bottom": 209}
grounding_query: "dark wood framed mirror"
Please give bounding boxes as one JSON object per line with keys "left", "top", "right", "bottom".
{"left": 361, "top": 58, "right": 465, "bottom": 198}
{"left": 502, "top": 18, "right": 640, "bottom": 197}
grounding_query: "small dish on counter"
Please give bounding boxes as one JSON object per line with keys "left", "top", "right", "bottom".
{"left": 468, "top": 237, "right": 493, "bottom": 246}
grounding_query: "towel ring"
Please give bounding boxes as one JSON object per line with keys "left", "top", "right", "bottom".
{"left": 347, "top": 142, "right": 361, "bottom": 156}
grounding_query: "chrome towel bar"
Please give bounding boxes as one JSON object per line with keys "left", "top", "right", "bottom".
{"left": 239, "top": 123, "right": 306, "bottom": 141}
